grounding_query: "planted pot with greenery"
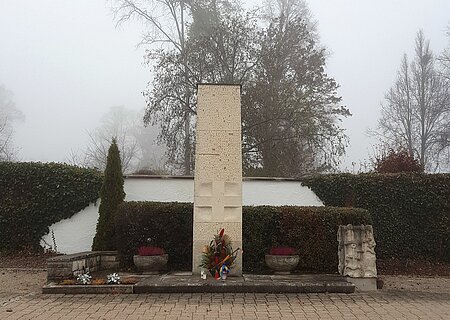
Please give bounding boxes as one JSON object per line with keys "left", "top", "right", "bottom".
{"left": 133, "top": 246, "right": 168, "bottom": 274}
{"left": 265, "top": 247, "right": 299, "bottom": 274}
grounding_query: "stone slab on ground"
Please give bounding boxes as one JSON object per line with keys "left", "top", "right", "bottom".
{"left": 41, "top": 273, "right": 355, "bottom": 294}
{"left": 42, "top": 284, "right": 133, "bottom": 294}
{"left": 133, "top": 273, "right": 355, "bottom": 294}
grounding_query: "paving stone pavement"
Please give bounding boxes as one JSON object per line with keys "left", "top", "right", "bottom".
{"left": 0, "top": 291, "right": 449, "bottom": 319}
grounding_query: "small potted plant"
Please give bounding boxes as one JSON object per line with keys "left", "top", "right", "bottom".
{"left": 133, "top": 246, "right": 168, "bottom": 274}
{"left": 265, "top": 247, "right": 299, "bottom": 274}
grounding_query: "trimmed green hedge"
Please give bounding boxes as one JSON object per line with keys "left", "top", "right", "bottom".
{"left": 115, "top": 202, "right": 194, "bottom": 270}
{"left": 115, "top": 202, "right": 371, "bottom": 273}
{"left": 243, "top": 206, "right": 371, "bottom": 273}
{"left": 302, "top": 173, "right": 450, "bottom": 262}
{"left": 0, "top": 162, "right": 102, "bottom": 252}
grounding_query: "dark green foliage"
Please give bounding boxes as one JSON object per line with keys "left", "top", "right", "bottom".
{"left": 243, "top": 206, "right": 371, "bottom": 273}
{"left": 242, "top": 206, "right": 280, "bottom": 273}
{"left": 115, "top": 202, "right": 370, "bottom": 273}
{"left": 302, "top": 173, "right": 450, "bottom": 262}
{"left": 92, "top": 139, "right": 125, "bottom": 251}
{"left": 115, "top": 201, "right": 193, "bottom": 270}
{"left": 0, "top": 162, "right": 102, "bottom": 252}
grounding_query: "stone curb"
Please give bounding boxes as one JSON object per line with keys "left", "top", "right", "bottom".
{"left": 42, "top": 284, "right": 134, "bottom": 294}
{"left": 42, "top": 274, "right": 356, "bottom": 294}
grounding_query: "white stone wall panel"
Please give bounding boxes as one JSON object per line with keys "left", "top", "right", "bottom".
{"left": 41, "top": 177, "right": 323, "bottom": 254}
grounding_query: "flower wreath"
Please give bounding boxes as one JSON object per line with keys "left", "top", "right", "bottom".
{"left": 199, "top": 228, "right": 239, "bottom": 279}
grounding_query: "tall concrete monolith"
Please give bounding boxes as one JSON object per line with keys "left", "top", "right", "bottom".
{"left": 192, "top": 84, "right": 242, "bottom": 275}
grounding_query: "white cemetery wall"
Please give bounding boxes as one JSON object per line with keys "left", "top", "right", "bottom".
{"left": 41, "top": 176, "right": 323, "bottom": 254}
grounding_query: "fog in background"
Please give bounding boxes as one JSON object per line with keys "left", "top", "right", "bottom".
{"left": 1, "top": 0, "right": 449, "bottom": 171}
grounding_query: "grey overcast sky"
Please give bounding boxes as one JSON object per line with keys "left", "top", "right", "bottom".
{"left": 1, "top": 0, "right": 449, "bottom": 170}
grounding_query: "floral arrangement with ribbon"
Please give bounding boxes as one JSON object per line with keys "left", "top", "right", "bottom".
{"left": 199, "top": 228, "right": 239, "bottom": 280}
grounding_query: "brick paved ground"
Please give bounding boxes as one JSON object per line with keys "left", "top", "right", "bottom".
{"left": 1, "top": 291, "right": 449, "bottom": 319}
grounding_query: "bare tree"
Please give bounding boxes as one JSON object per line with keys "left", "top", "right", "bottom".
{"left": 263, "top": 0, "right": 315, "bottom": 31}
{"left": 113, "top": 0, "right": 194, "bottom": 175}
{"left": 68, "top": 106, "right": 165, "bottom": 174}
{"left": 113, "top": 0, "right": 251, "bottom": 175}
{"left": 438, "top": 22, "right": 450, "bottom": 81}
{"left": 379, "top": 55, "right": 415, "bottom": 157}
{"left": 0, "top": 119, "right": 15, "bottom": 161}
{"left": 378, "top": 31, "right": 450, "bottom": 171}
{"left": 85, "top": 106, "right": 140, "bottom": 173}
{"left": 142, "top": 1, "right": 258, "bottom": 173}
{"left": 112, "top": 0, "right": 348, "bottom": 177}
{"left": 0, "top": 85, "right": 24, "bottom": 161}
{"left": 242, "top": 4, "right": 349, "bottom": 177}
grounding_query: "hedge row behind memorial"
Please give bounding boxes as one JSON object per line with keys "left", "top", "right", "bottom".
{"left": 302, "top": 173, "right": 450, "bottom": 262}
{"left": 115, "top": 202, "right": 371, "bottom": 273}
{"left": 0, "top": 162, "right": 102, "bottom": 252}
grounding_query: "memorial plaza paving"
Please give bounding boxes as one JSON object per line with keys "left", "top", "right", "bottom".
{"left": 1, "top": 270, "right": 450, "bottom": 319}
{"left": 1, "top": 289, "right": 449, "bottom": 319}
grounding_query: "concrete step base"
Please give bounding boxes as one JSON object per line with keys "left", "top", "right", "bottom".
{"left": 134, "top": 273, "right": 355, "bottom": 294}
{"left": 42, "top": 273, "right": 356, "bottom": 294}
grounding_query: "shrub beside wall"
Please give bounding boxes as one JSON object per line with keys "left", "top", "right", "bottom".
{"left": 302, "top": 173, "right": 450, "bottom": 262}
{"left": 115, "top": 202, "right": 371, "bottom": 273}
{"left": 243, "top": 206, "right": 371, "bottom": 273}
{"left": 115, "top": 202, "right": 194, "bottom": 270}
{"left": 0, "top": 162, "right": 102, "bottom": 252}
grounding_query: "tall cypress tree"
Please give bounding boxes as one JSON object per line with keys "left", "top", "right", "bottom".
{"left": 92, "top": 138, "right": 125, "bottom": 251}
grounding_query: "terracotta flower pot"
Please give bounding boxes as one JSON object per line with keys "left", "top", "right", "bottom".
{"left": 133, "top": 254, "right": 168, "bottom": 274}
{"left": 265, "top": 254, "right": 299, "bottom": 274}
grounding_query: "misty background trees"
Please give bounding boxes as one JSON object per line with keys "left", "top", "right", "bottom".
{"left": 115, "top": 0, "right": 350, "bottom": 177}
{"left": 67, "top": 106, "right": 166, "bottom": 174}
{"left": 438, "top": 23, "right": 450, "bottom": 81}
{"left": 0, "top": 85, "right": 23, "bottom": 161}
{"left": 378, "top": 30, "right": 450, "bottom": 172}
{"left": 2, "top": 2, "right": 449, "bottom": 175}
{"left": 242, "top": 8, "right": 349, "bottom": 176}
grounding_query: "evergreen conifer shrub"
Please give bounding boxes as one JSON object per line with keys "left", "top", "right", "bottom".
{"left": 92, "top": 138, "right": 125, "bottom": 251}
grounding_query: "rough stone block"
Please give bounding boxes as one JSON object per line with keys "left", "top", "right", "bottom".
{"left": 337, "top": 224, "right": 377, "bottom": 280}
{"left": 101, "top": 261, "right": 120, "bottom": 270}
{"left": 101, "top": 255, "right": 119, "bottom": 262}
{"left": 47, "top": 261, "right": 72, "bottom": 269}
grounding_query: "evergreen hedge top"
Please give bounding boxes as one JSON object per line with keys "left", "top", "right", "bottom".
{"left": 0, "top": 162, "right": 102, "bottom": 252}
{"left": 302, "top": 173, "right": 450, "bottom": 261}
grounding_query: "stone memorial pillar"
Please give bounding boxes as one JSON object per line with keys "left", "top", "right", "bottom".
{"left": 192, "top": 84, "right": 243, "bottom": 275}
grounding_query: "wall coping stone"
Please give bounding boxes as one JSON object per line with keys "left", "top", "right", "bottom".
{"left": 47, "top": 251, "right": 119, "bottom": 262}
{"left": 124, "top": 175, "right": 303, "bottom": 182}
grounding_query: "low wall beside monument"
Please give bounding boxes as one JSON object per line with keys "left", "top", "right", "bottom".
{"left": 47, "top": 251, "right": 119, "bottom": 282}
